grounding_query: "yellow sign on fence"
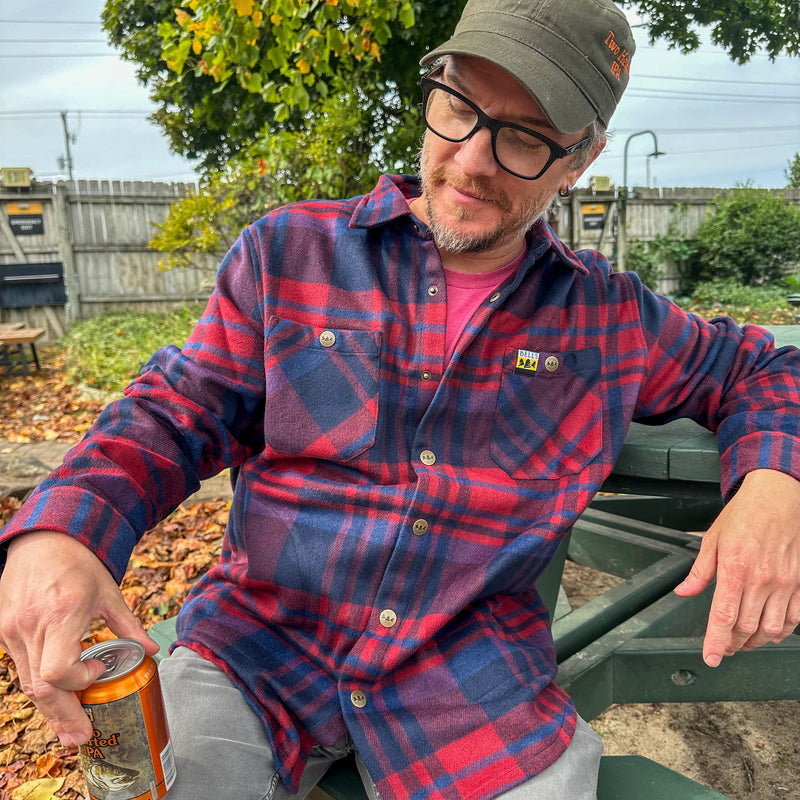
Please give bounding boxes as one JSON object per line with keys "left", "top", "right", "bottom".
{"left": 1, "top": 167, "right": 33, "bottom": 188}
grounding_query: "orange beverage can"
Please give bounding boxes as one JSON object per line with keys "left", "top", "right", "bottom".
{"left": 78, "top": 639, "right": 176, "bottom": 800}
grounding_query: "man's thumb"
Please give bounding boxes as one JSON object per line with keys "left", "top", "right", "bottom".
{"left": 101, "top": 594, "right": 160, "bottom": 656}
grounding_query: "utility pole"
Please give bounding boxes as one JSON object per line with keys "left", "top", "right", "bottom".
{"left": 60, "top": 111, "right": 75, "bottom": 182}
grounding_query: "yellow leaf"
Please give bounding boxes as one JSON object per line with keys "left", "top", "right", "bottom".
{"left": 270, "top": 12, "right": 283, "bottom": 25}
{"left": 43, "top": 429, "right": 60, "bottom": 441}
{"left": 192, "top": 39, "right": 202, "bottom": 54}
{"left": 232, "top": 0, "right": 255, "bottom": 16}
{"left": 252, "top": 9, "right": 263, "bottom": 26}
{"left": 10, "top": 777, "right": 65, "bottom": 800}
{"left": 297, "top": 58, "right": 311, "bottom": 74}
{"left": 370, "top": 41, "right": 380, "bottom": 60}
{"left": 174, "top": 8, "right": 191, "bottom": 25}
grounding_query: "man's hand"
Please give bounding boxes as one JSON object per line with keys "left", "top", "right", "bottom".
{"left": 675, "top": 469, "right": 800, "bottom": 667}
{"left": 0, "top": 532, "right": 159, "bottom": 747}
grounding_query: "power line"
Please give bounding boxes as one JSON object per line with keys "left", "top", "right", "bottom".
{"left": 0, "top": 38, "right": 107, "bottom": 43}
{"left": 601, "top": 140, "right": 800, "bottom": 160}
{"left": 0, "top": 53, "right": 116, "bottom": 58}
{"left": 0, "top": 110, "right": 152, "bottom": 117}
{"left": 638, "top": 41, "right": 797, "bottom": 61}
{"left": 0, "top": 19, "right": 99, "bottom": 24}
{"left": 635, "top": 73, "right": 800, "bottom": 88}
{"left": 626, "top": 88, "right": 800, "bottom": 104}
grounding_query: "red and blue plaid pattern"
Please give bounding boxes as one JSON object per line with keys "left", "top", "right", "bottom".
{"left": 4, "top": 175, "right": 800, "bottom": 800}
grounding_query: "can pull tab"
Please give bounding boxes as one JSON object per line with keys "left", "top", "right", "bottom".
{"left": 98, "top": 653, "right": 118, "bottom": 672}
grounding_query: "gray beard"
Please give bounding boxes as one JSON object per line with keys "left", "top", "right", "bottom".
{"left": 416, "top": 143, "right": 549, "bottom": 255}
{"left": 421, "top": 191, "right": 542, "bottom": 254}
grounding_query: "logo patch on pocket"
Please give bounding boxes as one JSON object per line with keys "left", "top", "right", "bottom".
{"left": 514, "top": 349, "right": 540, "bottom": 376}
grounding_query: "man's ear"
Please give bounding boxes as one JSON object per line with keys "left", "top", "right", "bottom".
{"left": 566, "top": 135, "right": 607, "bottom": 187}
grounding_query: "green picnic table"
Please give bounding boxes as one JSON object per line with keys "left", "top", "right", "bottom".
{"left": 149, "top": 324, "right": 800, "bottom": 800}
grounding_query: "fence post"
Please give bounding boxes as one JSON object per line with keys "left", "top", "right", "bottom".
{"left": 54, "top": 182, "right": 80, "bottom": 324}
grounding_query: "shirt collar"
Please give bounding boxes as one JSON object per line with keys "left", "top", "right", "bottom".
{"left": 350, "top": 174, "right": 589, "bottom": 276}
{"left": 349, "top": 174, "right": 421, "bottom": 229}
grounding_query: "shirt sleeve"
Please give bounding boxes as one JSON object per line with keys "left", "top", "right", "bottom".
{"left": 0, "top": 227, "right": 267, "bottom": 581}
{"left": 631, "top": 275, "right": 800, "bottom": 500}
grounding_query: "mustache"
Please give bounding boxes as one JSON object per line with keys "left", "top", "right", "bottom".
{"left": 426, "top": 166, "right": 513, "bottom": 214}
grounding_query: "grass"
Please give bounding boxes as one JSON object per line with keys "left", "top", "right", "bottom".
{"left": 58, "top": 304, "right": 204, "bottom": 393}
{"left": 678, "top": 279, "right": 797, "bottom": 325}
{"left": 54, "top": 284, "right": 795, "bottom": 393}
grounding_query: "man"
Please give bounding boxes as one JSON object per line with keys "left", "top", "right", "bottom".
{"left": 2, "top": 0, "right": 800, "bottom": 798}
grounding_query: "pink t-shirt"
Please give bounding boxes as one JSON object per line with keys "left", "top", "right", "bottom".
{"left": 444, "top": 251, "right": 525, "bottom": 362}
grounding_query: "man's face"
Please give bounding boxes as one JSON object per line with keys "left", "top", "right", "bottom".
{"left": 417, "top": 56, "right": 599, "bottom": 258}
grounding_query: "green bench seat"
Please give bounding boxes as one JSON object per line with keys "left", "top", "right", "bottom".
{"left": 318, "top": 753, "right": 729, "bottom": 800}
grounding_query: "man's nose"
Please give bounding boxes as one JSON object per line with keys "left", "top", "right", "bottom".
{"left": 453, "top": 126, "right": 499, "bottom": 178}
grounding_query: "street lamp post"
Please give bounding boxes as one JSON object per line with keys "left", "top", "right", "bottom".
{"left": 617, "top": 130, "right": 665, "bottom": 272}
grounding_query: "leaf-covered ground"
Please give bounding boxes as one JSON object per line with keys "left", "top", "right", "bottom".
{"left": 0, "top": 355, "right": 228, "bottom": 800}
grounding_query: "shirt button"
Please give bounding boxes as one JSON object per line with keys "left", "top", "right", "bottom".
{"left": 545, "top": 355, "right": 559, "bottom": 372}
{"left": 420, "top": 449, "right": 436, "bottom": 466}
{"left": 350, "top": 689, "right": 367, "bottom": 708}
{"left": 421, "top": 370, "right": 432, "bottom": 381}
{"left": 489, "top": 292, "right": 501, "bottom": 303}
{"left": 428, "top": 285, "right": 439, "bottom": 297}
{"left": 379, "top": 609, "right": 397, "bottom": 628}
{"left": 319, "top": 330, "right": 336, "bottom": 348}
{"left": 412, "top": 519, "right": 429, "bottom": 535}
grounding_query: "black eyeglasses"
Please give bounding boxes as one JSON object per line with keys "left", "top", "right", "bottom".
{"left": 420, "top": 76, "right": 590, "bottom": 181}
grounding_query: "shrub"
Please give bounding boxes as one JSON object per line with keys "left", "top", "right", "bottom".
{"left": 693, "top": 186, "right": 800, "bottom": 287}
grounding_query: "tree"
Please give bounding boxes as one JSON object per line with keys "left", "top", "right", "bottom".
{"left": 103, "top": 0, "right": 460, "bottom": 171}
{"left": 110, "top": 0, "right": 800, "bottom": 267}
{"left": 786, "top": 153, "right": 800, "bottom": 189}
{"left": 104, "top": 0, "right": 800, "bottom": 172}
{"left": 619, "top": 0, "right": 800, "bottom": 63}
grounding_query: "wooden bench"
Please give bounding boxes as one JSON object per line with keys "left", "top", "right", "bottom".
{"left": 0, "top": 327, "right": 45, "bottom": 375}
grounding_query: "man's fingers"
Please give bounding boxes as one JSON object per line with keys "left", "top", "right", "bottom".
{"left": 17, "top": 635, "right": 106, "bottom": 747}
{"left": 24, "top": 671, "right": 101, "bottom": 747}
{"left": 702, "top": 578, "right": 746, "bottom": 667}
{"left": 674, "top": 534, "right": 719, "bottom": 599}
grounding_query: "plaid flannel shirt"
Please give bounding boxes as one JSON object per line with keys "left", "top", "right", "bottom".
{"left": 4, "top": 175, "right": 800, "bottom": 800}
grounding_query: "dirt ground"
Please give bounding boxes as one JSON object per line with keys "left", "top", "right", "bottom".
{"left": 562, "top": 562, "right": 800, "bottom": 800}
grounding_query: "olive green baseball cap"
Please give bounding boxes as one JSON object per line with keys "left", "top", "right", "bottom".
{"left": 420, "top": 0, "right": 635, "bottom": 133}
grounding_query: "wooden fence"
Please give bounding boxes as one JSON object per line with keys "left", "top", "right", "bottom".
{"left": 0, "top": 180, "right": 218, "bottom": 340}
{"left": 558, "top": 186, "right": 800, "bottom": 293}
{"left": 3, "top": 180, "right": 800, "bottom": 342}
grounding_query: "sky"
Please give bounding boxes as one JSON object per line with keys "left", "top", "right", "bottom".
{"left": 1, "top": 1, "right": 799, "bottom": 190}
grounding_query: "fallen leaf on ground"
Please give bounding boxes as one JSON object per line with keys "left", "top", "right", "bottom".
{"left": 10, "top": 777, "right": 65, "bottom": 800}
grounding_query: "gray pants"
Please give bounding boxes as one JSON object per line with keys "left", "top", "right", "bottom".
{"left": 159, "top": 647, "right": 602, "bottom": 800}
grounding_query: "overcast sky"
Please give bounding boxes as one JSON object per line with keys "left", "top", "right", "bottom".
{"left": 1, "top": 1, "right": 799, "bottom": 190}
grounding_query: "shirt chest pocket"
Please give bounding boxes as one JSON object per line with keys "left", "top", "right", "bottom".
{"left": 264, "top": 317, "right": 381, "bottom": 461}
{"left": 491, "top": 347, "right": 604, "bottom": 480}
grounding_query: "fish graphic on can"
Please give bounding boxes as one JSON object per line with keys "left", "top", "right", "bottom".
{"left": 79, "top": 639, "right": 176, "bottom": 800}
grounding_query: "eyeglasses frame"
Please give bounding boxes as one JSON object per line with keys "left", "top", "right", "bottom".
{"left": 420, "top": 75, "right": 591, "bottom": 181}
